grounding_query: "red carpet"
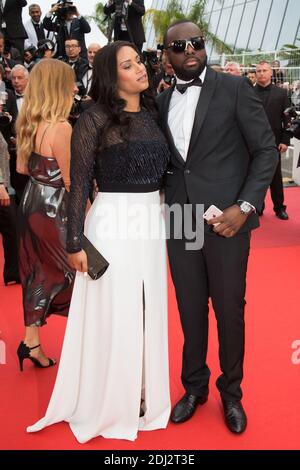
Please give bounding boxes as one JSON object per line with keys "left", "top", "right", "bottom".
{"left": 0, "top": 188, "right": 300, "bottom": 450}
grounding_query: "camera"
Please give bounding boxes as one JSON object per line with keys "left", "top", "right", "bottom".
{"left": 114, "top": 0, "right": 128, "bottom": 20}
{"left": 53, "top": 0, "right": 77, "bottom": 21}
{"left": 284, "top": 107, "right": 300, "bottom": 138}
{"left": 69, "top": 81, "right": 86, "bottom": 125}
{"left": 163, "top": 74, "right": 174, "bottom": 86}
{"left": 0, "top": 91, "right": 10, "bottom": 126}
{"left": 143, "top": 50, "right": 159, "bottom": 67}
{"left": 35, "top": 40, "right": 55, "bottom": 59}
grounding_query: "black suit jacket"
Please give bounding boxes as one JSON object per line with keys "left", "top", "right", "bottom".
{"left": 254, "top": 84, "right": 290, "bottom": 146}
{"left": 65, "top": 57, "right": 89, "bottom": 88}
{"left": 0, "top": 89, "right": 17, "bottom": 151}
{"left": 43, "top": 16, "right": 91, "bottom": 57}
{"left": 2, "top": 0, "right": 27, "bottom": 39}
{"left": 157, "top": 67, "right": 278, "bottom": 233}
{"left": 104, "top": 0, "right": 145, "bottom": 46}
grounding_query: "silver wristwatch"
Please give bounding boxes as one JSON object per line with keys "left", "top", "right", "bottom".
{"left": 238, "top": 201, "right": 254, "bottom": 215}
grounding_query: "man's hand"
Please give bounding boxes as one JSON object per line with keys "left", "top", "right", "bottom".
{"left": 5, "top": 66, "right": 11, "bottom": 80}
{"left": 0, "top": 185, "right": 10, "bottom": 206}
{"left": 207, "top": 204, "right": 249, "bottom": 238}
{"left": 49, "top": 3, "right": 60, "bottom": 14}
{"left": 278, "top": 143, "right": 288, "bottom": 153}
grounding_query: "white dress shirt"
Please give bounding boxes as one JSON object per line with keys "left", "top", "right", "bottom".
{"left": 1, "top": 0, "right": 6, "bottom": 28}
{"left": 16, "top": 94, "right": 24, "bottom": 112}
{"left": 82, "top": 65, "right": 93, "bottom": 94}
{"left": 168, "top": 67, "right": 207, "bottom": 161}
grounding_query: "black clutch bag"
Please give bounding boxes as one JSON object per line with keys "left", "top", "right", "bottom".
{"left": 82, "top": 235, "right": 109, "bottom": 280}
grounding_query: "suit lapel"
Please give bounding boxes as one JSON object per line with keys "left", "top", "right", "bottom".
{"left": 160, "top": 87, "right": 186, "bottom": 166}
{"left": 186, "top": 67, "right": 218, "bottom": 163}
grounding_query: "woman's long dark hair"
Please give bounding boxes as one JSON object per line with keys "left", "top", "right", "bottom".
{"left": 89, "top": 41, "right": 158, "bottom": 151}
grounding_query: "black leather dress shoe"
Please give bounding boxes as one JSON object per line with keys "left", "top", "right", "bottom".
{"left": 222, "top": 400, "right": 247, "bottom": 434}
{"left": 276, "top": 209, "right": 289, "bottom": 220}
{"left": 171, "top": 393, "right": 208, "bottom": 424}
{"left": 4, "top": 277, "right": 21, "bottom": 286}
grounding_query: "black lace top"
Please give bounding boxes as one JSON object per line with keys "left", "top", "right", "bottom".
{"left": 67, "top": 104, "right": 170, "bottom": 253}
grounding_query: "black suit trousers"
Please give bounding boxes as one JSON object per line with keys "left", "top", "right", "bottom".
{"left": 167, "top": 230, "right": 250, "bottom": 401}
{"left": 0, "top": 195, "right": 19, "bottom": 283}
{"left": 270, "top": 152, "right": 286, "bottom": 212}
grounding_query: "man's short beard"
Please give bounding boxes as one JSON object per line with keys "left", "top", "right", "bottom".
{"left": 172, "top": 56, "right": 207, "bottom": 81}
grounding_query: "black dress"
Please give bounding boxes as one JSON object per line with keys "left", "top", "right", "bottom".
{"left": 18, "top": 152, "right": 75, "bottom": 327}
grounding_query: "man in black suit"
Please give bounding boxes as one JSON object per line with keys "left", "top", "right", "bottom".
{"left": 255, "top": 61, "right": 290, "bottom": 220}
{"left": 104, "top": 0, "right": 145, "bottom": 53}
{"left": 157, "top": 20, "right": 277, "bottom": 434}
{"left": 43, "top": 2, "right": 91, "bottom": 58}
{"left": 0, "top": 0, "right": 28, "bottom": 55}
{"left": 0, "top": 131, "right": 19, "bottom": 285}
{"left": 64, "top": 38, "right": 89, "bottom": 91}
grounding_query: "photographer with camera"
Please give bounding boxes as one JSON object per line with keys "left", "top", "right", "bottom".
{"left": 64, "top": 39, "right": 88, "bottom": 86}
{"left": 43, "top": 1, "right": 91, "bottom": 59}
{"left": 0, "top": 33, "right": 19, "bottom": 89}
{"left": 26, "top": 39, "right": 55, "bottom": 70}
{"left": 142, "top": 48, "right": 162, "bottom": 94}
{"left": 285, "top": 107, "right": 300, "bottom": 176}
{"left": 0, "top": 0, "right": 28, "bottom": 56}
{"left": 156, "top": 52, "right": 175, "bottom": 94}
{"left": 104, "top": 0, "right": 145, "bottom": 52}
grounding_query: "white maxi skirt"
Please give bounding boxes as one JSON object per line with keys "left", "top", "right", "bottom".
{"left": 27, "top": 191, "right": 170, "bottom": 442}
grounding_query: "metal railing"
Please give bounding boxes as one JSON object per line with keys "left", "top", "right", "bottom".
{"left": 210, "top": 48, "right": 300, "bottom": 82}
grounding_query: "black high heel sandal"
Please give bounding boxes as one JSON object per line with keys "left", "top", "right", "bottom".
{"left": 17, "top": 342, "right": 56, "bottom": 371}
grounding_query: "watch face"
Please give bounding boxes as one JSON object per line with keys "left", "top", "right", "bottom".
{"left": 241, "top": 202, "right": 252, "bottom": 213}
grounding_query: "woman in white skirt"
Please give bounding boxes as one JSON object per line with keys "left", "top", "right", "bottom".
{"left": 27, "top": 41, "right": 171, "bottom": 442}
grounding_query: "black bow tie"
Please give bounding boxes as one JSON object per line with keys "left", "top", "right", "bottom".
{"left": 176, "top": 77, "right": 203, "bottom": 94}
{"left": 16, "top": 94, "right": 23, "bottom": 99}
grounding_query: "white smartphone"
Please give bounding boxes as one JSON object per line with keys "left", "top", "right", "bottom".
{"left": 203, "top": 205, "right": 223, "bottom": 226}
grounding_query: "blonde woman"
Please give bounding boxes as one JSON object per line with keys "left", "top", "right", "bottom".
{"left": 16, "top": 59, "right": 76, "bottom": 370}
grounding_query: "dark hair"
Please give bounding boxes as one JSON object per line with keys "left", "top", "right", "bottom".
{"left": 65, "top": 38, "right": 80, "bottom": 46}
{"left": 89, "top": 41, "right": 158, "bottom": 152}
{"left": 163, "top": 19, "right": 199, "bottom": 48}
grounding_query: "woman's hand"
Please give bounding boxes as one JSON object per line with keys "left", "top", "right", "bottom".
{"left": 68, "top": 250, "right": 88, "bottom": 273}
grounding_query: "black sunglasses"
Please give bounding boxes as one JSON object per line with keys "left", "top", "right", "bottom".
{"left": 167, "top": 36, "right": 205, "bottom": 53}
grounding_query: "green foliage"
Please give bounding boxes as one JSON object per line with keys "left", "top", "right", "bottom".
{"left": 85, "top": 2, "right": 112, "bottom": 39}
{"left": 145, "top": 0, "right": 233, "bottom": 54}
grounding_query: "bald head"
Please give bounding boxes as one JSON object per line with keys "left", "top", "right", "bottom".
{"left": 224, "top": 62, "right": 241, "bottom": 76}
{"left": 88, "top": 43, "right": 101, "bottom": 65}
{"left": 163, "top": 20, "right": 207, "bottom": 81}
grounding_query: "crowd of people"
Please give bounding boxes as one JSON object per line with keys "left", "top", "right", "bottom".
{"left": 0, "top": 1, "right": 298, "bottom": 445}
